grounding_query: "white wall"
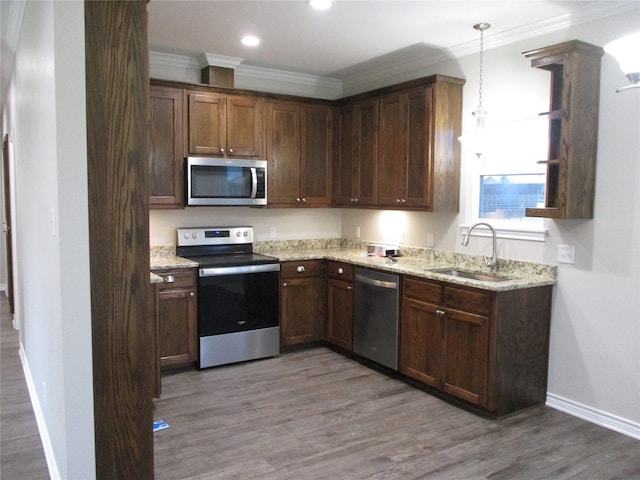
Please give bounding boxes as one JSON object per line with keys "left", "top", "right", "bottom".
{"left": 3, "top": 1, "right": 95, "bottom": 478}
{"left": 151, "top": 207, "right": 342, "bottom": 245}
{"left": 151, "top": 10, "right": 640, "bottom": 434}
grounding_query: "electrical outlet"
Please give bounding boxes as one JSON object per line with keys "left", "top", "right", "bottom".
{"left": 269, "top": 227, "right": 277, "bottom": 239}
{"left": 426, "top": 233, "right": 435, "bottom": 248}
{"left": 557, "top": 244, "right": 575, "bottom": 264}
{"left": 355, "top": 226, "right": 361, "bottom": 239}
{"left": 398, "top": 231, "right": 404, "bottom": 244}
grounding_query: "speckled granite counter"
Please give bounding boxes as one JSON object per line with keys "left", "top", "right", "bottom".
{"left": 150, "top": 245, "right": 198, "bottom": 270}
{"left": 150, "top": 240, "right": 556, "bottom": 292}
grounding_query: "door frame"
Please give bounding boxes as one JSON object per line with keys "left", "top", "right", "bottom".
{"left": 2, "top": 133, "right": 15, "bottom": 315}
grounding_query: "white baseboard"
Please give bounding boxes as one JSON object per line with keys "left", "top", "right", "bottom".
{"left": 19, "top": 344, "right": 62, "bottom": 479}
{"left": 547, "top": 392, "right": 640, "bottom": 440}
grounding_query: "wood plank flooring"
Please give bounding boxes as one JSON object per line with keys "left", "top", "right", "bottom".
{"left": 153, "top": 347, "right": 640, "bottom": 480}
{"left": 2, "top": 288, "right": 638, "bottom": 480}
{"left": 0, "top": 295, "right": 49, "bottom": 479}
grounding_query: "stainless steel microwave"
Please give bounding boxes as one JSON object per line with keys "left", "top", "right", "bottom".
{"left": 186, "top": 157, "right": 267, "bottom": 206}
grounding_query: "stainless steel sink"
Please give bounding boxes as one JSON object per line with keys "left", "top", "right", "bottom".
{"left": 429, "top": 268, "right": 509, "bottom": 283}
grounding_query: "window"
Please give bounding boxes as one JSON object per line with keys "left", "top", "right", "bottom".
{"left": 479, "top": 173, "right": 545, "bottom": 220}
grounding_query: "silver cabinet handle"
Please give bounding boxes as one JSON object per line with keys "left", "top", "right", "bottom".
{"left": 296, "top": 197, "right": 301, "bottom": 202}
{"left": 396, "top": 199, "right": 401, "bottom": 203}
{"left": 338, "top": 268, "right": 343, "bottom": 274}
{"left": 283, "top": 282, "right": 288, "bottom": 287}
{"left": 189, "top": 292, "right": 195, "bottom": 297}
{"left": 435, "top": 309, "right": 445, "bottom": 316}
{"left": 229, "top": 148, "right": 234, "bottom": 153}
{"left": 164, "top": 275, "right": 175, "bottom": 283}
{"left": 220, "top": 148, "right": 225, "bottom": 153}
{"left": 302, "top": 198, "right": 306, "bottom": 202}
{"left": 347, "top": 285, "right": 352, "bottom": 290}
{"left": 296, "top": 265, "right": 306, "bottom": 273}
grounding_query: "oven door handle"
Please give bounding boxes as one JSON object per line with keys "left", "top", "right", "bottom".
{"left": 200, "top": 263, "right": 280, "bottom": 277}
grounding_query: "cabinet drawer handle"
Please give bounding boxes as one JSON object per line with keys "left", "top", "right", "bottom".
{"left": 164, "top": 275, "right": 175, "bottom": 283}
{"left": 229, "top": 148, "right": 234, "bottom": 153}
{"left": 296, "top": 265, "right": 306, "bottom": 273}
{"left": 283, "top": 282, "right": 288, "bottom": 287}
{"left": 435, "top": 309, "right": 445, "bottom": 317}
{"left": 220, "top": 148, "right": 225, "bottom": 153}
{"left": 189, "top": 292, "right": 195, "bottom": 297}
{"left": 347, "top": 285, "right": 352, "bottom": 290}
{"left": 338, "top": 268, "right": 343, "bottom": 274}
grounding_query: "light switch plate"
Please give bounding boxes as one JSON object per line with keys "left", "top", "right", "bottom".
{"left": 557, "top": 244, "right": 575, "bottom": 264}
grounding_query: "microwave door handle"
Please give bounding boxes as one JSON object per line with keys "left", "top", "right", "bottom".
{"left": 250, "top": 167, "right": 258, "bottom": 198}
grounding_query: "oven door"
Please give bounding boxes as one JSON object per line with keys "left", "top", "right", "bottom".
{"left": 197, "top": 264, "right": 279, "bottom": 337}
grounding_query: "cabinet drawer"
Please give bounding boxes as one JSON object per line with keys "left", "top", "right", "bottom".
{"left": 154, "top": 268, "right": 196, "bottom": 291}
{"left": 444, "top": 286, "right": 491, "bottom": 316}
{"left": 280, "top": 260, "right": 323, "bottom": 278}
{"left": 403, "top": 277, "right": 442, "bottom": 304}
{"left": 326, "top": 261, "right": 354, "bottom": 281}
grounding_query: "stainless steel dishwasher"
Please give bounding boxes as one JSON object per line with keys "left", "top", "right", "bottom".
{"left": 353, "top": 267, "right": 400, "bottom": 371}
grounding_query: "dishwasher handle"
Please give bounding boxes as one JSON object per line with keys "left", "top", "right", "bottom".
{"left": 355, "top": 273, "right": 398, "bottom": 290}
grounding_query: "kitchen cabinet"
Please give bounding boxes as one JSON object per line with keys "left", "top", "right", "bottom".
{"left": 523, "top": 40, "right": 603, "bottom": 219}
{"left": 335, "top": 99, "right": 378, "bottom": 206}
{"left": 266, "top": 100, "right": 333, "bottom": 207}
{"left": 149, "top": 84, "right": 184, "bottom": 208}
{"left": 400, "top": 276, "right": 552, "bottom": 416}
{"left": 155, "top": 268, "right": 197, "bottom": 369}
{"left": 326, "top": 261, "right": 354, "bottom": 351}
{"left": 185, "top": 90, "right": 262, "bottom": 158}
{"left": 280, "top": 260, "right": 326, "bottom": 346}
{"left": 337, "top": 75, "right": 463, "bottom": 211}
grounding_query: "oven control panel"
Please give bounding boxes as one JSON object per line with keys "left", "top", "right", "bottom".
{"left": 177, "top": 226, "right": 253, "bottom": 247}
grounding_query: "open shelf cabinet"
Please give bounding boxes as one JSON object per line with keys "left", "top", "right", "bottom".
{"left": 523, "top": 40, "right": 604, "bottom": 219}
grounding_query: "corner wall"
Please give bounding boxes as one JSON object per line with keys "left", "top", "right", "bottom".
{"left": 3, "top": 1, "right": 95, "bottom": 477}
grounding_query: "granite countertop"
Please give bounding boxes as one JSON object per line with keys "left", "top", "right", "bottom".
{"left": 255, "top": 247, "right": 556, "bottom": 292}
{"left": 149, "top": 241, "right": 556, "bottom": 292}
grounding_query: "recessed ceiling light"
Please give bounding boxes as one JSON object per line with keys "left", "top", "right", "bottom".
{"left": 241, "top": 35, "right": 260, "bottom": 47}
{"left": 308, "top": 0, "right": 333, "bottom": 11}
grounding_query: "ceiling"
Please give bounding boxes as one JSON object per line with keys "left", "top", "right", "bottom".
{"left": 147, "top": 1, "right": 637, "bottom": 80}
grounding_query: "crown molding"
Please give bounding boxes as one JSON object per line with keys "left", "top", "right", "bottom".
{"left": 198, "top": 53, "right": 244, "bottom": 69}
{"left": 149, "top": 51, "right": 199, "bottom": 70}
{"left": 236, "top": 64, "right": 342, "bottom": 91}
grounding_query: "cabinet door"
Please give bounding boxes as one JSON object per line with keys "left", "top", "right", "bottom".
{"left": 355, "top": 99, "right": 378, "bottom": 206}
{"left": 336, "top": 103, "right": 356, "bottom": 205}
{"left": 327, "top": 277, "right": 353, "bottom": 351}
{"left": 404, "top": 87, "right": 433, "bottom": 208}
{"left": 266, "top": 101, "right": 301, "bottom": 205}
{"left": 226, "top": 95, "right": 262, "bottom": 157}
{"left": 187, "top": 92, "right": 226, "bottom": 156}
{"left": 157, "top": 287, "right": 197, "bottom": 368}
{"left": 300, "top": 104, "right": 332, "bottom": 206}
{"left": 280, "top": 275, "right": 325, "bottom": 346}
{"left": 377, "top": 92, "right": 406, "bottom": 206}
{"left": 443, "top": 307, "right": 489, "bottom": 407}
{"left": 400, "top": 297, "right": 443, "bottom": 388}
{"left": 149, "top": 85, "right": 184, "bottom": 208}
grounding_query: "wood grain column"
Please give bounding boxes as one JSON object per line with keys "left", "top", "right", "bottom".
{"left": 84, "top": 1, "right": 153, "bottom": 478}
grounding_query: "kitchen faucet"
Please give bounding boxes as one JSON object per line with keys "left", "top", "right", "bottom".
{"left": 462, "top": 222, "right": 498, "bottom": 272}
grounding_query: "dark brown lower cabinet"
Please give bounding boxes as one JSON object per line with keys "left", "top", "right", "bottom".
{"left": 280, "top": 260, "right": 325, "bottom": 346}
{"left": 401, "top": 276, "right": 552, "bottom": 417}
{"left": 326, "top": 262, "right": 354, "bottom": 351}
{"left": 155, "top": 268, "right": 197, "bottom": 369}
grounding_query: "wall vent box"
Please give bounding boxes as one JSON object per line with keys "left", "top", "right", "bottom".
{"left": 367, "top": 244, "right": 400, "bottom": 257}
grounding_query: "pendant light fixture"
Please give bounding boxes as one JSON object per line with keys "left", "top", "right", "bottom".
{"left": 472, "top": 22, "right": 491, "bottom": 158}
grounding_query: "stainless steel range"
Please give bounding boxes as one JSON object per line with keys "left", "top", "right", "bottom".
{"left": 177, "top": 226, "right": 280, "bottom": 368}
